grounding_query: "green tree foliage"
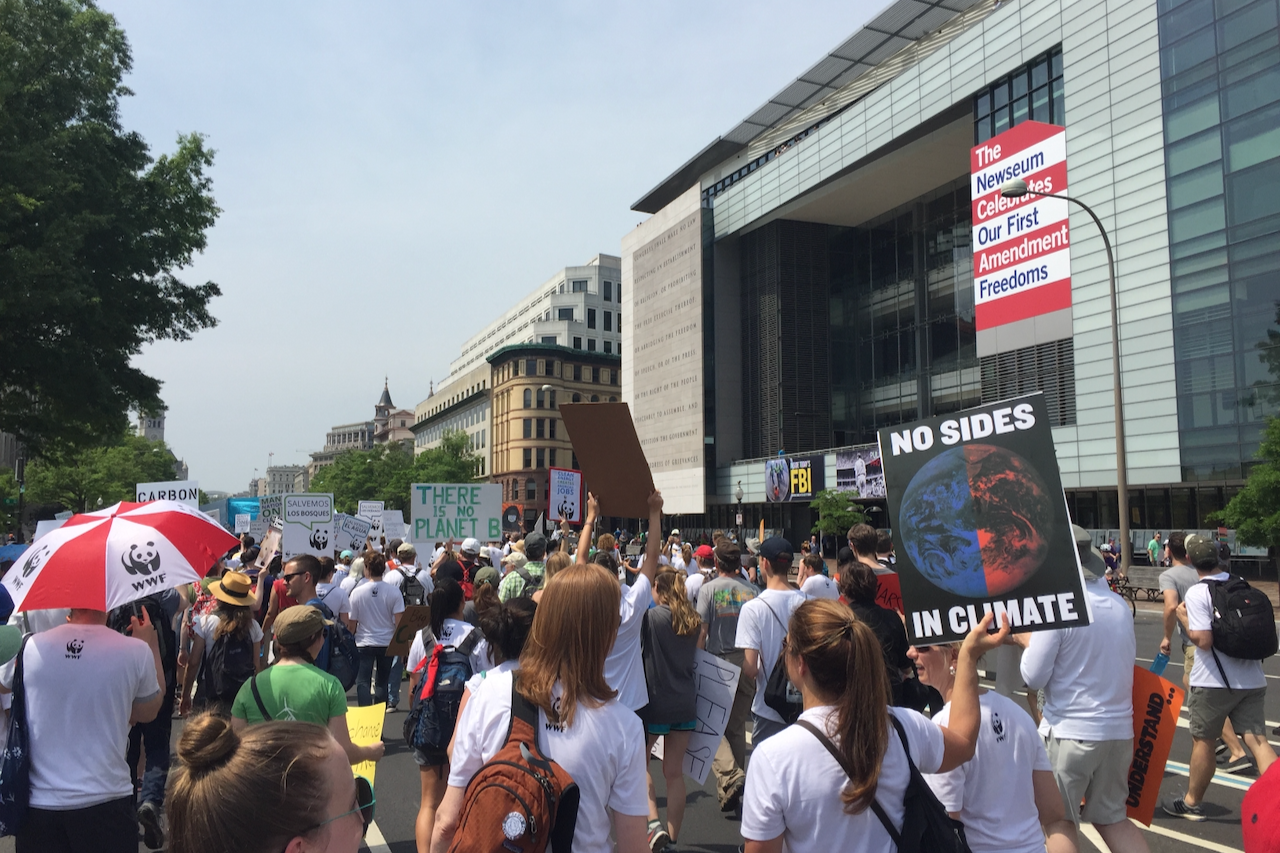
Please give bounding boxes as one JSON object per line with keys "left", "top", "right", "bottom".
{"left": 310, "top": 431, "right": 478, "bottom": 514}
{"left": 24, "top": 433, "right": 179, "bottom": 512}
{"left": 809, "top": 488, "right": 867, "bottom": 536}
{"left": 0, "top": 0, "right": 221, "bottom": 453}
{"left": 1210, "top": 417, "right": 1280, "bottom": 548}
{"left": 0, "top": 468, "right": 17, "bottom": 532}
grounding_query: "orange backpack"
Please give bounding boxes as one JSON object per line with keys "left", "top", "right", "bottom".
{"left": 448, "top": 675, "right": 579, "bottom": 853}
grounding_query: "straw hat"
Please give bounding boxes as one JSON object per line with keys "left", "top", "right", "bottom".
{"left": 209, "top": 571, "right": 256, "bottom": 607}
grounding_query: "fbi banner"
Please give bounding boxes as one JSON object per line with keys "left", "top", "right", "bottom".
{"left": 764, "top": 455, "right": 825, "bottom": 503}
{"left": 1126, "top": 668, "right": 1184, "bottom": 825}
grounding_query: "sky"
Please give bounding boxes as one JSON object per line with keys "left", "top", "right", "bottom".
{"left": 108, "top": 0, "right": 885, "bottom": 493}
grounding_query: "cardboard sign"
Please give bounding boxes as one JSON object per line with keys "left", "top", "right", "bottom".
{"left": 1126, "top": 668, "right": 1184, "bottom": 825}
{"left": 254, "top": 528, "right": 281, "bottom": 571}
{"left": 333, "top": 513, "right": 372, "bottom": 553}
{"left": 382, "top": 509, "right": 406, "bottom": 541}
{"left": 558, "top": 402, "right": 654, "bottom": 519}
{"left": 548, "top": 468, "right": 583, "bottom": 524}
{"left": 136, "top": 479, "right": 200, "bottom": 509}
{"left": 875, "top": 572, "right": 903, "bottom": 613}
{"left": 358, "top": 501, "right": 385, "bottom": 539}
{"left": 234, "top": 514, "right": 251, "bottom": 534}
{"left": 879, "top": 394, "right": 1090, "bottom": 644}
{"left": 280, "top": 493, "right": 334, "bottom": 561}
{"left": 409, "top": 484, "right": 502, "bottom": 543}
{"left": 387, "top": 605, "right": 431, "bottom": 657}
{"left": 764, "top": 456, "right": 823, "bottom": 503}
{"left": 651, "top": 650, "right": 741, "bottom": 785}
{"left": 346, "top": 703, "right": 385, "bottom": 783}
{"left": 502, "top": 503, "right": 524, "bottom": 532}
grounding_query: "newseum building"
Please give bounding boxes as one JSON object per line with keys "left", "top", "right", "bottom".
{"left": 621, "top": 0, "right": 1280, "bottom": 564}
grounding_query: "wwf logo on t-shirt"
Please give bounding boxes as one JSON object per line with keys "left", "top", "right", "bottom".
{"left": 65, "top": 638, "right": 85, "bottom": 660}
{"left": 991, "top": 711, "right": 1006, "bottom": 743}
{"left": 371, "top": 587, "right": 379, "bottom": 597}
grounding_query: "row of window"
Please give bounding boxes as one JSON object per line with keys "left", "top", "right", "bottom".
{"left": 550, "top": 307, "right": 619, "bottom": 331}
{"left": 508, "top": 358, "right": 620, "bottom": 385}
{"left": 523, "top": 418, "right": 557, "bottom": 440}
{"left": 550, "top": 279, "right": 621, "bottom": 302}
{"left": 974, "top": 47, "right": 1064, "bottom": 144}
{"left": 539, "top": 335, "right": 617, "bottom": 353}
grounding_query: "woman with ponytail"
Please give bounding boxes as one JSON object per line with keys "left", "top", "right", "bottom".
{"left": 640, "top": 568, "right": 702, "bottom": 851}
{"left": 740, "top": 599, "right": 1009, "bottom": 853}
{"left": 167, "top": 713, "right": 373, "bottom": 853}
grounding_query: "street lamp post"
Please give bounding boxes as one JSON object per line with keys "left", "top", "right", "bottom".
{"left": 1001, "top": 178, "right": 1131, "bottom": 573}
{"left": 735, "top": 480, "right": 744, "bottom": 547}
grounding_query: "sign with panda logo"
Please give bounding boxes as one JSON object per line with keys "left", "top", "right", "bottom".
{"left": 135, "top": 479, "right": 200, "bottom": 509}
{"left": 358, "top": 501, "right": 385, "bottom": 541}
{"left": 279, "top": 493, "right": 334, "bottom": 560}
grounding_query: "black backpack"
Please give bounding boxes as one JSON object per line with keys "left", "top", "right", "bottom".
{"left": 1203, "top": 576, "right": 1278, "bottom": 683}
{"left": 512, "top": 565, "right": 544, "bottom": 599}
{"left": 199, "top": 632, "right": 256, "bottom": 703}
{"left": 799, "top": 714, "right": 970, "bottom": 853}
{"left": 108, "top": 595, "right": 176, "bottom": 676}
{"left": 404, "top": 628, "right": 484, "bottom": 753}
{"left": 762, "top": 601, "right": 802, "bottom": 724}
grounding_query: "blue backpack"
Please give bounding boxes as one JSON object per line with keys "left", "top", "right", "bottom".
{"left": 307, "top": 598, "right": 359, "bottom": 691}
{"left": 404, "top": 628, "right": 483, "bottom": 753}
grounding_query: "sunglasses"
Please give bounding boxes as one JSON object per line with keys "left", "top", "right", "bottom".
{"left": 282, "top": 571, "right": 308, "bottom": 581}
{"left": 310, "top": 775, "right": 376, "bottom": 837}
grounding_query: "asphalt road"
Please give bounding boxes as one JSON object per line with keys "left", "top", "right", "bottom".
{"left": 0, "top": 601, "right": 1270, "bottom": 853}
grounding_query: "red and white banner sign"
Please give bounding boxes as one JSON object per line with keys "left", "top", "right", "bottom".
{"left": 971, "top": 121, "right": 1071, "bottom": 331}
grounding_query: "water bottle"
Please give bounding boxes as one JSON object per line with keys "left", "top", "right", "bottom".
{"left": 1149, "top": 652, "right": 1170, "bottom": 676}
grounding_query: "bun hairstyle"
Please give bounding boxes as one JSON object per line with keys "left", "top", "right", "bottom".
{"left": 168, "top": 713, "right": 333, "bottom": 853}
{"left": 787, "top": 599, "right": 890, "bottom": 814}
{"left": 477, "top": 596, "right": 537, "bottom": 663}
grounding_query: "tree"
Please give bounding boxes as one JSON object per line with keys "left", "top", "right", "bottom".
{"left": 0, "top": 0, "right": 221, "bottom": 454}
{"left": 310, "top": 431, "right": 478, "bottom": 514}
{"left": 809, "top": 488, "right": 867, "bottom": 537}
{"left": 1210, "top": 417, "right": 1280, "bottom": 550}
{"left": 24, "top": 432, "right": 180, "bottom": 512}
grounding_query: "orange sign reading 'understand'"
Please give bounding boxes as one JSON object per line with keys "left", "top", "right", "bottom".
{"left": 1126, "top": 667, "right": 1184, "bottom": 825}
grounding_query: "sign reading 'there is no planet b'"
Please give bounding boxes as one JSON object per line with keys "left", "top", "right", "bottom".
{"left": 409, "top": 484, "right": 502, "bottom": 544}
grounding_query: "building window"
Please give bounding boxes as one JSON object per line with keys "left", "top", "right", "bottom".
{"left": 587, "top": 339, "right": 597, "bottom": 352}
{"left": 548, "top": 448, "right": 557, "bottom": 468}
{"left": 573, "top": 364, "right": 582, "bottom": 381}
{"left": 617, "top": 282, "right": 621, "bottom": 302}
{"left": 536, "top": 448, "right": 545, "bottom": 468}
{"left": 609, "top": 396, "right": 618, "bottom": 402}
{"left": 591, "top": 394, "right": 600, "bottom": 402}
{"left": 612, "top": 370, "right": 619, "bottom": 385}
{"left": 526, "top": 359, "right": 537, "bottom": 375}
{"left": 603, "top": 311, "right": 612, "bottom": 331}
{"left": 557, "top": 307, "right": 573, "bottom": 321}
{"left": 523, "top": 389, "right": 532, "bottom": 408}
{"left": 541, "top": 335, "right": 557, "bottom": 344}
{"left": 513, "top": 360, "right": 521, "bottom": 376}
{"left": 523, "top": 448, "right": 532, "bottom": 469}
{"left": 604, "top": 341, "right": 612, "bottom": 354}
{"left": 974, "top": 46, "right": 1064, "bottom": 143}
{"left": 572, "top": 279, "right": 588, "bottom": 293}
{"left": 587, "top": 308, "right": 597, "bottom": 329}
{"left": 593, "top": 366, "right": 601, "bottom": 383}
{"left": 603, "top": 281, "right": 613, "bottom": 301}
{"left": 549, "top": 418, "right": 557, "bottom": 439}
{"left": 526, "top": 478, "right": 536, "bottom": 500}
{"left": 573, "top": 337, "right": 583, "bottom": 349}
{"left": 536, "top": 418, "right": 545, "bottom": 438}
{"left": 523, "top": 419, "right": 532, "bottom": 438}
{"left": 547, "top": 390, "right": 556, "bottom": 408}
{"left": 572, "top": 393, "right": 582, "bottom": 402}
{"left": 536, "top": 389, "right": 545, "bottom": 409}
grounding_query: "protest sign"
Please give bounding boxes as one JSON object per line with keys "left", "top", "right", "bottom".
{"left": 254, "top": 528, "right": 281, "bottom": 571}
{"left": 502, "top": 503, "right": 523, "bottom": 532}
{"left": 836, "top": 446, "right": 885, "bottom": 498}
{"left": 346, "top": 704, "right": 385, "bottom": 785}
{"left": 333, "top": 513, "right": 373, "bottom": 553}
{"left": 234, "top": 514, "right": 251, "bottom": 534}
{"left": 276, "top": 493, "right": 334, "bottom": 561}
{"left": 1126, "top": 668, "right": 1184, "bottom": 825}
{"left": 382, "top": 509, "right": 406, "bottom": 541}
{"left": 33, "top": 519, "right": 66, "bottom": 542}
{"left": 136, "top": 479, "right": 200, "bottom": 509}
{"left": 548, "top": 468, "right": 583, "bottom": 524}
{"left": 387, "top": 605, "right": 431, "bottom": 657}
{"left": 875, "top": 572, "right": 903, "bottom": 614}
{"left": 658, "top": 650, "right": 741, "bottom": 785}
{"left": 764, "top": 456, "right": 823, "bottom": 503}
{"left": 409, "top": 484, "right": 502, "bottom": 543}
{"left": 879, "top": 393, "right": 1090, "bottom": 644}
{"left": 358, "top": 501, "right": 385, "bottom": 540}
{"left": 559, "top": 402, "right": 654, "bottom": 518}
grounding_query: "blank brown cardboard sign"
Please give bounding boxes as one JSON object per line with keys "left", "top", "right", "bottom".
{"left": 386, "top": 605, "right": 431, "bottom": 657}
{"left": 559, "top": 402, "right": 655, "bottom": 519}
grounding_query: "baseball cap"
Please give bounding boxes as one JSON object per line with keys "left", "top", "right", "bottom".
{"left": 397, "top": 542, "right": 417, "bottom": 556}
{"left": 670, "top": 529, "right": 681, "bottom": 537}
{"left": 759, "top": 537, "right": 793, "bottom": 562}
{"left": 340, "top": 549, "right": 354, "bottom": 560}
{"left": 1184, "top": 534, "right": 1219, "bottom": 571}
{"left": 274, "top": 605, "right": 332, "bottom": 645}
{"left": 524, "top": 531, "right": 548, "bottom": 556}
{"left": 461, "top": 538, "right": 481, "bottom": 556}
{"left": 714, "top": 540, "right": 741, "bottom": 565}
{"left": 1243, "top": 759, "right": 1280, "bottom": 852}
{"left": 695, "top": 545, "right": 715, "bottom": 560}
{"left": 502, "top": 551, "right": 528, "bottom": 570}
{"left": 474, "top": 565, "right": 500, "bottom": 588}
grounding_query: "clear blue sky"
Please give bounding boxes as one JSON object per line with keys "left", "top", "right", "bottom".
{"left": 109, "top": 0, "right": 884, "bottom": 492}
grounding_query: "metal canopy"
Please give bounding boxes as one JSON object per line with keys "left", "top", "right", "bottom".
{"left": 632, "top": 0, "right": 982, "bottom": 214}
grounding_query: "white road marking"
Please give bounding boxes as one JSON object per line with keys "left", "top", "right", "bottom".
{"left": 1136, "top": 655, "right": 1280, "bottom": 681}
{"left": 362, "top": 819, "right": 393, "bottom": 853}
{"left": 1164, "top": 759, "right": 1254, "bottom": 792}
{"left": 1080, "top": 817, "right": 1243, "bottom": 853}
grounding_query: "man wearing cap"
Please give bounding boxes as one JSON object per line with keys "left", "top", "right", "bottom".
{"left": 1165, "top": 535, "right": 1277, "bottom": 821}
{"left": 335, "top": 549, "right": 355, "bottom": 582}
{"left": 1013, "top": 525, "right": 1147, "bottom": 852}
{"left": 685, "top": 544, "right": 716, "bottom": 603}
{"left": 1, "top": 608, "right": 164, "bottom": 853}
{"left": 498, "top": 531, "right": 547, "bottom": 602}
{"left": 458, "top": 538, "right": 482, "bottom": 593}
{"left": 696, "top": 540, "right": 757, "bottom": 812}
{"left": 735, "top": 537, "right": 805, "bottom": 745}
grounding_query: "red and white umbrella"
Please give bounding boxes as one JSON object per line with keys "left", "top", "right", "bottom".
{"left": 2, "top": 500, "right": 239, "bottom": 612}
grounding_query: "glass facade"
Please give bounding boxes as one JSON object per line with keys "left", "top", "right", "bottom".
{"left": 1157, "top": 0, "right": 1280, "bottom": 481}
{"left": 974, "top": 47, "right": 1065, "bottom": 143}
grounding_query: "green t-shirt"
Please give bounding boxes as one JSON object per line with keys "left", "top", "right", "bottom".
{"left": 231, "top": 663, "right": 347, "bottom": 725}
{"left": 1148, "top": 538, "right": 1160, "bottom": 561}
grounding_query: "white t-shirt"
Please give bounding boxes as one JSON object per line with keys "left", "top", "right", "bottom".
{"left": 1185, "top": 573, "right": 1267, "bottom": 689}
{"left": 1020, "top": 578, "right": 1134, "bottom": 741}
{"left": 450, "top": 669, "right": 648, "bottom": 852}
{"left": 407, "top": 618, "right": 492, "bottom": 675}
{"left": 735, "top": 588, "right": 805, "bottom": 722}
{"left": 925, "top": 692, "right": 1051, "bottom": 853}
{"left": 194, "top": 613, "right": 264, "bottom": 653}
{"left": 340, "top": 573, "right": 366, "bottom": 594}
{"left": 1, "top": 624, "right": 159, "bottom": 809}
{"left": 801, "top": 575, "right": 840, "bottom": 600}
{"left": 7, "top": 608, "right": 71, "bottom": 634}
{"left": 383, "top": 567, "right": 405, "bottom": 590}
{"left": 685, "top": 571, "right": 707, "bottom": 603}
{"left": 741, "top": 705, "right": 944, "bottom": 853}
{"left": 465, "top": 658, "right": 517, "bottom": 695}
{"left": 347, "top": 580, "right": 406, "bottom": 646}
{"left": 314, "top": 581, "right": 351, "bottom": 617}
{"left": 604, "top": 573, "right": 652, "bottom": 711}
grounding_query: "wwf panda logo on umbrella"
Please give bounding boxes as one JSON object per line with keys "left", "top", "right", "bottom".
{"left": 123, "top": 542, "right": 162, "bottom": 576}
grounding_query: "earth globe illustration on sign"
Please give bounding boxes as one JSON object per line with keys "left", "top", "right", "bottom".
{"left": 898, "top": 443, "right": 1053, "bottom": 597}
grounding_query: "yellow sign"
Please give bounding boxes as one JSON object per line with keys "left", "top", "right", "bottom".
{"left": 346, "top": 703, "right": 385, "bottom": 784}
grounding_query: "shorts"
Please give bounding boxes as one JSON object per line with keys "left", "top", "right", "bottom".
{"left": 1183, "top": 644, "right": 1195, "bottom": 676}
{"left": 413, "top": 747, "right": 448, "bottom": 769}
{"left": 1046, "top": 733, "right": 1132, "bottom": 826}
{"left": 1188, "top": 686, "right": 1268, "bottom": 739}
{"left": 646, "top": 720, "right": 697, "bottom": 736}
